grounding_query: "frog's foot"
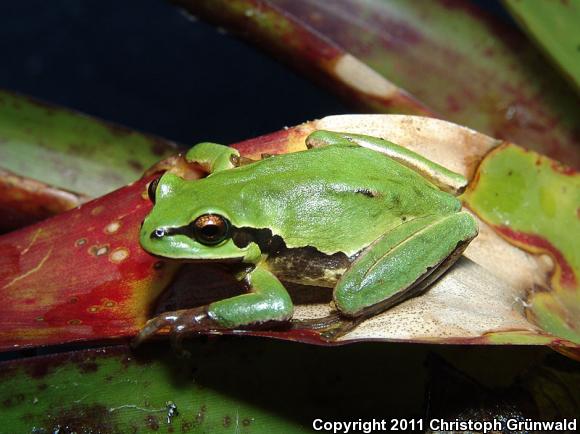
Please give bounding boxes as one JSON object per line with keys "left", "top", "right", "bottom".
{"left": 319, "top": 316, "right": 366, "bottom": 341}
{"left": 291, "top": 313, "right": 364, "bottom": 341}
{"left": 132, "top": 306, "right": 217, "bottom": 348}
{"left": 290, "top": 312, "right": 343, "bottom": 331}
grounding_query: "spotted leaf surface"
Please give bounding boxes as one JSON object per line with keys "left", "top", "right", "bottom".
{"left": 0, "top": 176, "right": 176, "bottom": 350}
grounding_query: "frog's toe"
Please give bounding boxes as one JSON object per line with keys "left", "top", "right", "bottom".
{"left": 319, "top": 317, "right": 365, "bottom": 342}
{"left": 290, "top": 312, "right": 343, "bottom": 331}
{"left": 133, "top": 306, "right": 218, "bottom": 348}
{"left": 132, "top": 309, "right": 187, "bottom": 347}
{"left": 291, "top": 313, "right": 364, "bottom": 341}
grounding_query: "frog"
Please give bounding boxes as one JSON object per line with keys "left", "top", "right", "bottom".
{"left": 134, "top": 130, "right": 478, "bottom": 345}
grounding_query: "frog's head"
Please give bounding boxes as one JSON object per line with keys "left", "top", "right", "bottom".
{"left": 139, "top": 173, "right": 260, "bottom": 263}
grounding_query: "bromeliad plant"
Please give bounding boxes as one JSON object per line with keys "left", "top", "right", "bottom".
{"left": 0, "top": 1, "right": 578, "bottom": 432}
{"left": 1, "top": 112, "right": 577, "bottom": 351}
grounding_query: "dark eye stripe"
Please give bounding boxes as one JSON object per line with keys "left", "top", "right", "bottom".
{"left": 151, "top": 214, "right": 232, "bottom": 245}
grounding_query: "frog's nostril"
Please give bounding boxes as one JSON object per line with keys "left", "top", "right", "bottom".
{"left": 151, "top": 228, "right": 166, "bottom": 239}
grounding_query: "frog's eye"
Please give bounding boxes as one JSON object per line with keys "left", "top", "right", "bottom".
{"left": 147, "top": 176, "right": 162, "bottom": 203}
{"left": 193, "top": 214, "right": 230, "bottom": 246}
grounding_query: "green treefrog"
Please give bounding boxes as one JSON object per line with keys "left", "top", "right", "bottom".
{"left": 135, "top": 131, "right": 478, "bottom": 344}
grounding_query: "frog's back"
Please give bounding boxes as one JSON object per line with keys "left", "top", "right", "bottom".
{"left": 200, "top": 145, "right": 460, "bottom": 256}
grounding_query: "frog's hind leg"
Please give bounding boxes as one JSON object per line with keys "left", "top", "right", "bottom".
{"left": 329, "top": 212, "right": 478, "bottom": 338}
{"left": 306, "top": 130, "right": 467, "bottom": 195}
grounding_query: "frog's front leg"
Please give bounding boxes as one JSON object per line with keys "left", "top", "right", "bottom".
{"left": 327, "top": 212, "right": 478, "bottom": 337}
{"left": 133, "top": 264, "right": 294, "bottom": 346}
{"left": 185, "top": 142, "right": 242, "bottom": 173}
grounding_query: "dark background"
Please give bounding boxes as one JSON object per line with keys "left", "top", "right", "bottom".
{"left": 0, "top": 0, "right": 347, "bottom": 145}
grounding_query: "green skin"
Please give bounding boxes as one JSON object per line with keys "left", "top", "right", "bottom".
{"left": 135, "top": 131, "right": 478, "bottom": 343}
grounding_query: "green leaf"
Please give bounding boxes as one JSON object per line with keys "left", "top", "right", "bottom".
{"left": 0, "top": 343, "right": 310, "bottom": 433}
{"left": 0, "top": 90, "right": 177, "bottom": 197}
{"left": 0, "top": 342, "right": 577, "bottom": 433}
{"left": 463, "top": 143, "right": 580, "bottom": 344}
{"left": 504, "top": 0, "right": 580, "bottom": 93}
